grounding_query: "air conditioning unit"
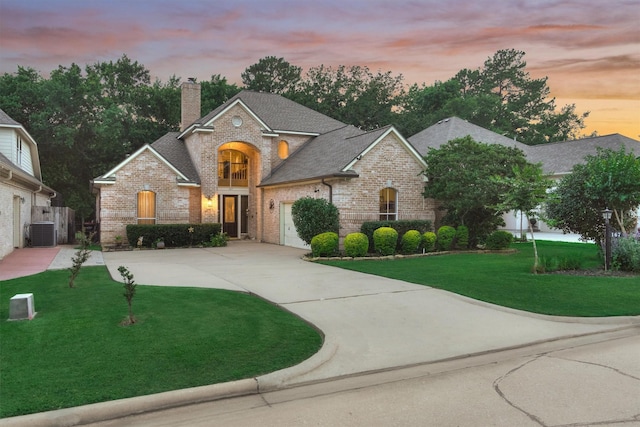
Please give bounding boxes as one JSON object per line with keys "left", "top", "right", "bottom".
{"left": 31, "top": 221, "right": 56, "bottom": 247}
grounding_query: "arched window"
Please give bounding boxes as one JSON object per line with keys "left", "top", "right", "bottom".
{"left": 218, "top": 150, "right": 248, "bottom": 187}
{"left": 137, "top": 191, "right": 156, "bottom": 224}
{"left": 278, "top": 140, "right": 289, "bottom": 159}
{"left": 379, "top": 187, "right": 397, "bottom": 221}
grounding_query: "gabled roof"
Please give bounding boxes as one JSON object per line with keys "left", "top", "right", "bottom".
{"left": 93, "top": 134, "right": 199, "bottom": 185}
{"left": 150, "top": 133, "right": 200, "bottom": 182}
{"left": 408, "top": 117, "right": 530, "bottom": 155}
{"left": 260, "top": 125, "right": 426, "bottom": 187}
{"left": 0, "top": 109, "right": 21, "bottom": 126}
{"left": 188, "top": 90, "right": 346, "bottom": 136}
{"left": 526, "top": 133, "right": 640, "bottom": 175}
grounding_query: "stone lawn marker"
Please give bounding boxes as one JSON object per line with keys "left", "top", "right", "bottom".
{"left": 9, "top": 293, "right": 36, "bottom": 320}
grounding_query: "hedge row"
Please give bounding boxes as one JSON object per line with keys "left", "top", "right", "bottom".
{"left": 125, "top": 224, "right": 222, "bottom": 248}
{"left": 360, "top": 220, "right": 432, "bottom": 252}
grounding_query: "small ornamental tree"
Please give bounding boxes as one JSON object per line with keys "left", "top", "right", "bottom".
{"left": 494, "top": 163, "right": 552, "bottom": 273}
{"left": 118, "top": 266, "right": 137, "bottom": 325}
{"left": 423, "top": 136, "right": 528, "bottom": 247}
{"left": 546, "top": 147, "right": 640, "bottom": 243}
{"left": 68, "top": 232, "right": 94, "bottom": 288}
{"left": 291, "top": 197, "right": 339, "bottom": 245}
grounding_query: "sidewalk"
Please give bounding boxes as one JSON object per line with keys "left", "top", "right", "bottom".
{"left": 0, "top": 246, "right": 105, "bottom": 281}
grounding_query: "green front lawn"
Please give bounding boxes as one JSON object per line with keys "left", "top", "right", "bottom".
{"left": 319, "top": 241, "right": 640, "bottom": 317}
{"left": 0, "top": 267, "right": 322, "bottom": 418}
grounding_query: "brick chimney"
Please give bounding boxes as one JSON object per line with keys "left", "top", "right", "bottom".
{"left": 180, "top": 79, "right": 201, "bottom": 131}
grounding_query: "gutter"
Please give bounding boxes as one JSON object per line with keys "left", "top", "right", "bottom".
{"left": 321, "top": 178, "right": 333, "bottom": 204}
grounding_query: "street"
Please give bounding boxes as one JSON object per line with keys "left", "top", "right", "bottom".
{"left": 88, "top": 328, "right": 639, "bottom": 427}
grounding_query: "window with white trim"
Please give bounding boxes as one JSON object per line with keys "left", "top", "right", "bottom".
{"left": 379, "top": 187, "right": 397, "bottom": 220}
{"left": 16, "top": 135, "right": 23, "bottom": 167}
{"left": 137, "top": 191, "right": 156, "bottom": 224}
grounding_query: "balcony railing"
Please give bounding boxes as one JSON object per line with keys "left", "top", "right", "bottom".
{"left": 218, "top": 162, "right": 248, "bottom": 187}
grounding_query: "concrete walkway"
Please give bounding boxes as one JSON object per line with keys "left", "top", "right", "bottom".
{"left": 96, "top": 241, "right": 634, "bottom": 388}
{"left": 2, "top": 238, "right": 638, "bottom": 426}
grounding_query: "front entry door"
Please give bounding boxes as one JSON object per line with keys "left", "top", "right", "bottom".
{"left": 223, "top": 195, "right": 237, "bottom": 237}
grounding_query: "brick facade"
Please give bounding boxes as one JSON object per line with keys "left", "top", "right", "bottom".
{"left": 97, "top": 150, "right": 193, "bottom": 244}
{"left": 94, "top": 92, "right": 437, "bottom": 247}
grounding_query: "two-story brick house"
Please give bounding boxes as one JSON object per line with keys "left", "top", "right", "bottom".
{"left": 92, "top": 82, "right": 435, "bottom": 248}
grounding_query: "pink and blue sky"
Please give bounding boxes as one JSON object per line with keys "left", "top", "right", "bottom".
{"left": 1, "top": 0, "right": 638, "bottom": 139}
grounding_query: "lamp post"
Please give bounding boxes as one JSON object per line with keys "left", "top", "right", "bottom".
{"left": 602, "top": 208, "right": 612, "bottom": 271}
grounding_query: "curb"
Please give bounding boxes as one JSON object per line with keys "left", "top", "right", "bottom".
{"left": 0, "top": 379, "right": 258, "bottom": 427}
{"left": 0, "top": 340, "right": 340, "bottom": 427}
{"left": 434, "top": 288, "right": 640, "bottom": 325}
{"left": 257, "top": 338, "right": 339, "bottom": 391}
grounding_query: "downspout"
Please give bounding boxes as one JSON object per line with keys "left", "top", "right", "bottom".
{"left": 321, "top": 178, "right": 333, "bottom": 204}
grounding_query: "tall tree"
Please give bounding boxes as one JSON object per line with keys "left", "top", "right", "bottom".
{"left": 400, "top": 49, "right": 589, "bottom": 144}
{"left": 0, "top": 55, "right": 182, "bottom": 221}
{"left": 422, "top": 136, "right": 528, "bottom": 246}
{"left": 200, "top": 74, "right": 241, "bottom": 113}
{"left": 545, "top": 147, "right": 640, "bottom": 242}
{"left": 241, "top": 56, "right": 301, "bottom": 95}
{"left": 295, "top": 64, "right": 405, "bottom": 130}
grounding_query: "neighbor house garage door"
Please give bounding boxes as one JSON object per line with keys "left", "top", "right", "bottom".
{"left": 281, "top": 203, "right": 310, "bottom": 250}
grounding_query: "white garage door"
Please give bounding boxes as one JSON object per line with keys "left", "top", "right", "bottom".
{"left": 281, "top": 203, "right": 310, "bottom": 250}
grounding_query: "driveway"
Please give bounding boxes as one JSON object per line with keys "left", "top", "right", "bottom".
{"left": 102, "top": 241, "right": 635, "bottom": 387}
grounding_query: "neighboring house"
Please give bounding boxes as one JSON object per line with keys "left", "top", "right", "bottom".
{"left": 92, "top": 83, "right": 640, "bottom": 248}
{"left": 0, "top": 109, "right": 57, "bottom": 259}
{"left": 408, "top": 117, "right": 640, "bottom": 233}
{"left": 92, "top": 83, "right": 434, "bottom": 248}
{"left": 525, "top": 134, "right": 640, "bottom": 233}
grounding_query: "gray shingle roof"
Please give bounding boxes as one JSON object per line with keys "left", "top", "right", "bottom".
{"left": 0, "top": 108, "right": 20, "bottom": 126}
{"left": 150, "top": 132, "right": 200, "bottom": 183}
{"left": 195, "top": 90, "right": 347, "bottom": 134}
{"left": 260, "top": 125, "right": 387, "bottom": 186}
{"left": 526, "top": 133, "right": 640, "bottom": 175}
{"left": 408, "top": 117, "right": 530, "bottom": 156}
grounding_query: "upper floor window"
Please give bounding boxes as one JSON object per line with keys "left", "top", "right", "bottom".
{"left": 137, "top": 190, "right": 156, "bottom": 224}
{"left": 278, "top": 140, "right": 289, "bottom": 159}
{"left": 379, "top": 187, "right": 397, "bottom": 221}
{"left": 218, "top": 150, "right": 248, "bottom": 187}
{"left": 16, "top": 136, "right": 23, "bottom": 167}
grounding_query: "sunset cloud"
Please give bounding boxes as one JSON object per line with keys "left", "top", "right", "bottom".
{"left": 0, "top": 0, "right": 638, "bottom": 138}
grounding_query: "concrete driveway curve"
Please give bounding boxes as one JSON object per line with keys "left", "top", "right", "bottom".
{"left": 101, "top": 241, "right": 635, "bottom": 388}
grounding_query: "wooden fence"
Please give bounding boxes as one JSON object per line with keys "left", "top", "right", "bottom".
{"left": 31, "top": 206, "right": 76, "bottom": 244}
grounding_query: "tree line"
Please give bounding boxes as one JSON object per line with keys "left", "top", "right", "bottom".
{"left": 0, "top": 49, "right": 590, "bottom": 221}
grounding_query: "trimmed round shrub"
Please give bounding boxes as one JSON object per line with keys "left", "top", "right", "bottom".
{"left": 373, "top": 227, "right": 398, "bottom": 256}
{"left": 344, "top": 232, "right": 369, "bottom": 257}
{"left": 455, "top": 225, "right": 469, "bottom": 249}
{"left": 401, "top": 230, "right": 422, "bottom": 254}
{"left": 310, "top": 232, "right": 339, "bottom": 257}
{"left": 437, "top": 225, "right": 456, "bottom": 251}
{"left": 291, "top": 197, "right": 339, "bottom": 245}
{"left": 422, "top": 231, "right": 437, "bottom": 252}
{"left": 485, "top": 230, "right": 514, "bottom": 250}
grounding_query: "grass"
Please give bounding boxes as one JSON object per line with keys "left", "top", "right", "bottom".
{"left": 319, "top": 241, "right": 640, "bottom": 317}
{"left": 0, "top": 267, "right": 322, "bottom": 418}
